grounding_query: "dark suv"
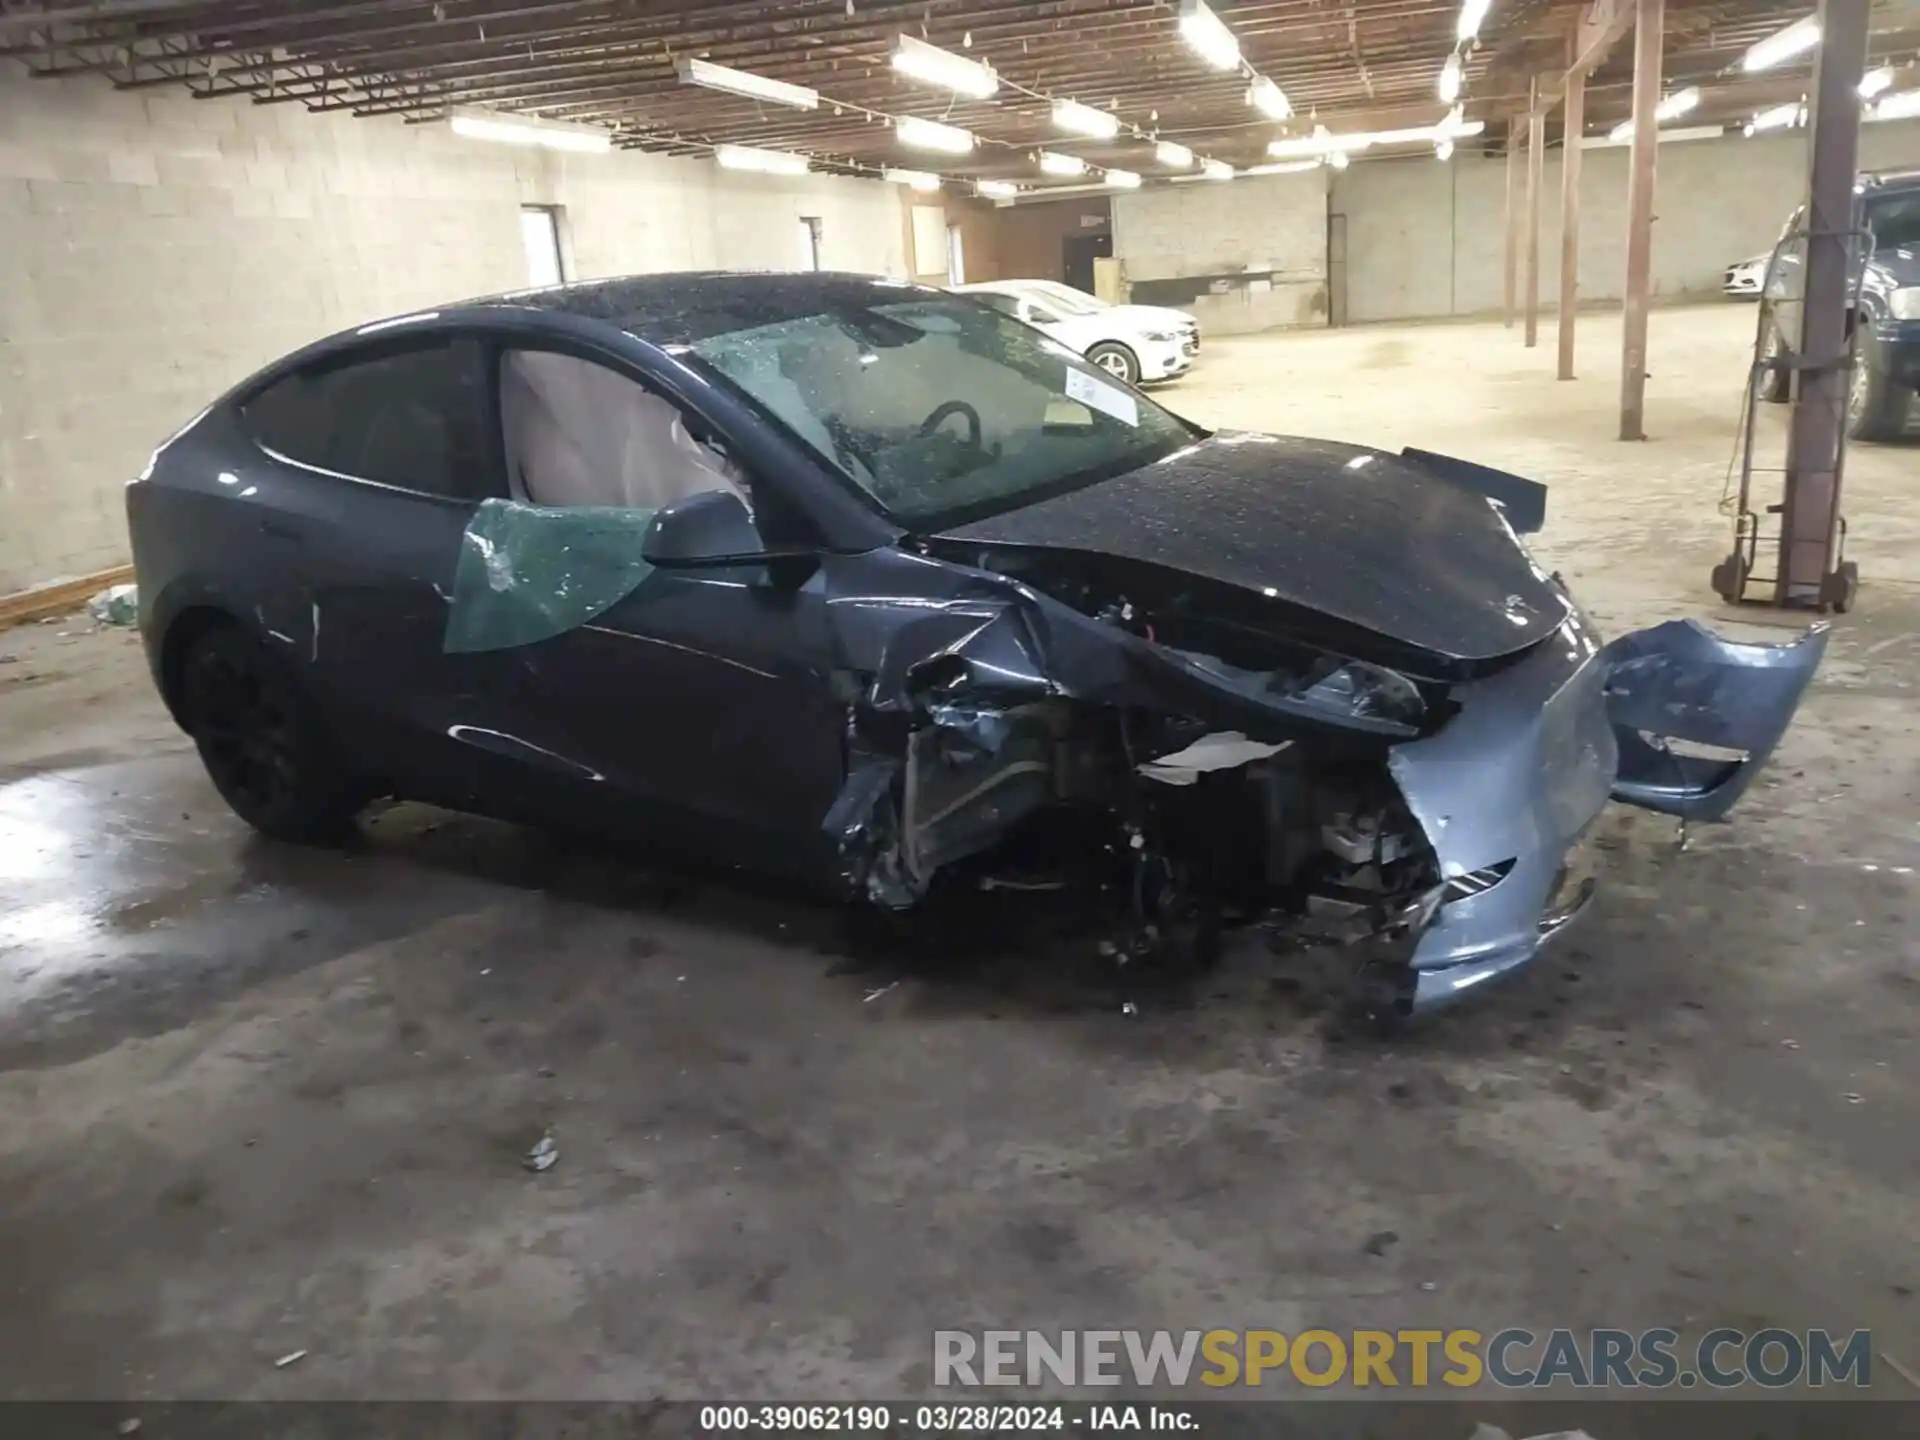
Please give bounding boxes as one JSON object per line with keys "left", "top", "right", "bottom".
{"left": 1759, "top": 169, "right": 1920, "bottom": 441}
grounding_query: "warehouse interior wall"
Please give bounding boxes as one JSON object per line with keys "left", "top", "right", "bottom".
{"left": 0, "top": 62, "right": 907, "bottom": 595}
{"left": 1333, "top": 119, "right": 1920, "bottom": 324}
{"left": 988, "top": 198, "right": 1112, "bottom": 284}
{"left": 1110, "top": 168, "right": 1330, "bottom": 334}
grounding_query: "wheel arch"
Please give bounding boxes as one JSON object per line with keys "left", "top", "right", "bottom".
{"left": 157, "top": 604, "right": 247, "bottom": 729}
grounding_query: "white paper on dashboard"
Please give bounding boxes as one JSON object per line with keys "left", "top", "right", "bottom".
{"left": 1063, "top": 366, "right": 1139, "bottom": 427}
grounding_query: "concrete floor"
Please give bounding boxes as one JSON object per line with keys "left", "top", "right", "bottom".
{"left": 1, "top": 303, "right": 1916, "bottom": 1403}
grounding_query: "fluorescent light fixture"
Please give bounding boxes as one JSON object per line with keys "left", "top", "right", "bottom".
{"left": 1656, "top": 86, "right": 1700, "bottom": 121}
{"left": 675, "top": 57, "right": 818, "bottom": 110}
{"left": 891, "top": 34, "right": 997, "bottom": 98}
{"left": 1038, "top": 150, "right": 1088, "bottom": 176}
{"left": 1201, "top": 158, "right": 1235, "bottom": 180}
{"left": 1874, "top": 88, "right": 1920, "bottom": 120}
{"left": 1155, "top": 140, "right": 1195, "bottom": 167}
{"left": 1053, "top": 99, "right": 1120, "bottom": 139}
{"left": 1327, "top": 150, "right": 1350, "bottom": 170}
{"left": 714, "top": 144, "right": 810, "bottom": 175}
{"left": 1457, "top": 0, "right": 1493, "bottom": 43}
{"left": 1608, "top": 118, "right": 1634, "bottom": 142}
{"left": 1178, "top": 0, "right": 1240, "bottom": 70}
{"left": 883, "top": 167, "right": 942, "bottom": 191}
{"left": 1270, "top": 115, "right": 1486, "bottom": 158}
{"left": 1860, "top": 67, "right": 1894, "bottom": 99}
{"left": 1587, "top": 123, "right": 1725, "bottom": 148}
{"left": 896, "top": 116, "right": 975, "bottom": 153}
{"left": 1244, "top": 160, "right": 1320, "bottom": 175}
{"left": 1743, "top": 16, "right": 1820, "bottom": 73}
{"left": 448, "top": 108, "right": 611, "bottom": 153}
{"left": 1750, "top": 101, "right": 1804, "bottom": 131}
{"left": 1103, "top": 168, "right": 1143, "bottom": 189}
{"left": 1436, "top": 138, "right": 1455, "bottom": 160}
{"left": 975, "top": 178, "right": 1019, "bottom": 198}
{"left": 1438, "top": 105, "right": 1482, "bottom": 137}
{"left": 1439, "top": 52, "right": 1463, "bottom": 104}
{"left": 1248, "top": 77, "right": 1293, "bottom": 120}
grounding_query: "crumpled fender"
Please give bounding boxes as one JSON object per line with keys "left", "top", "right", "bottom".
{"left": 1601, "top": 618, "right": 1829, "bottom": 821}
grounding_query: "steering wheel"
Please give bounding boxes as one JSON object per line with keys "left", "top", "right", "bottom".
{"left": 918, "top": 400, "right": 984, "bottom": 451}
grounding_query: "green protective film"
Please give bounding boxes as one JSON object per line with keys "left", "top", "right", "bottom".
{"left": 443, "top": 499, "right": 658, "bottom": 654}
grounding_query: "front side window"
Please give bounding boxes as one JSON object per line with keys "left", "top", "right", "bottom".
{"left": 1864, "top": 191, "right": 1920, "bottom": 252}
{"left": 688, "top": 297, "right": 1195, "bottom": 529}
{"left": 244, "top": 341, "right": 492, "bottom": 500}
{"left": 499, "top": 349, "right": 746, "bottom": 510}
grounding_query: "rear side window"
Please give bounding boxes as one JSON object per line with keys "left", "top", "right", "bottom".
{"left": 967, "top": 292, "right": 1022, "bottom": 318}
{"left": 243, "top": 340, "right": 497, "bottom": 500}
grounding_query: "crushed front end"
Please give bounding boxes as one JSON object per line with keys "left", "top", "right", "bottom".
{"left": 819, "top": 533, "right": 1826, "bottom": 1021}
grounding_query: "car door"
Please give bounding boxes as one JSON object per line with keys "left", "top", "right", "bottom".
{"left": 236, "top": 332, "right": 522, "bottom": 810}
{"left": 458, "top": 342, "right": 850, "bottom": 877}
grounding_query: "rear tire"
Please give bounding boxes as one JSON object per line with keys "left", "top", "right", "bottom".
{"left": 1846, "top": 331, "right": 1912, "bottom": 442}
{"left": 178, "top": 622, "right": 362, "bottom": 843}
{"left": 1756, "top": 309, "right": 1792, "bottom": 403}
{"left": 1086, "top": 342, "right": 1140, "bottom": 385}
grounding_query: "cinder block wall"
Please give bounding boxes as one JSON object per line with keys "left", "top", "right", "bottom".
{"left": 0, "top": 63, "right": 907, "bottom": 594}
{"left": 1330, "top": 120, "right": 1920, "bottom": 325}
{"left": 1110, "top": 168, "right": 1330, "bottom": 334}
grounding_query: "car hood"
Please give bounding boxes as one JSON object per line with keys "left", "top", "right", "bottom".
{"left": 1107, "top": 303, "right": 1195, "bottom": 330}
{"left": 937, "top": 432, "right": 1568, "bottom": 665}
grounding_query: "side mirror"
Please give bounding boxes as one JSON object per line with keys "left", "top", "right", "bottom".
{"left": 642, "top": 489, "right": 766, "bottom": 566}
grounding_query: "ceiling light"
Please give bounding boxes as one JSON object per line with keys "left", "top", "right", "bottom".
{"left": 884, "top": 167, "right": 942, "bottom": 191}
{"left": 675, "top": 57, "right": 818, "bottom": 110}
{"left": 1155, "top": 140, "right": 1195, "bottom": 167}
{"left": 1202, "top": 158, "right": 1235, "bottom": 180}
{"left": 1742, "top": 16, "right": 1820, "bottom": 73}
{"left": 1860, "top": 67, "right": 1894, "bottom": 99}
{"left": 1655, "top": 86, "right": 1700, "bottom": 121}
{"left": 891, "top": 34, "right": 998, "bottom": 98}
{"left": 1244, "top": 160, "right": 1319, "bottom": 175}
{"left": 1053, "top": 99, "right": 1120, "bottom": 138}
{"left": 1104, "top": 168, "right": 1143, "bottom": 189}
{"left": 1248, "top": 77, "right": 1293, "bottom": 120}
{"left": 1178, "top": 0, "right": 1241, "bottom": 71}
{"left": 975, "top": 178, "right": 1019, "bottom": 198}
{"left": 1456, "top": 0, "right": 1493, "bottom": 43}
{"left": 1327, "top": 150, "right": 1351, "bottom": 170}
{"left": 1608, "top": 119, "right": 1634, "bottom": 142}
{"left": 1874, "top": 88, "right": 1920, "bottom": 120}
{"left": 896, "top": 117, "right": 975, "bottom": 153}
{"left": 714, "top": 144, "right": 810, "bottom": 175}
{"left": 1439, "top": 52, "right": 1463, "bottom": 104}
{"left": 1436, "top": 138, "right": 1455, "bottom": 160}
{"left": 1038, "top": 150, "right": 1088, "bottom": 176}
{"left": 1270, "top": 116, "right": 1485, "bottom": 158}
{"left": 449, "top": 108, "right": 611, "bottom": 153}
{"left": 1749, "top": 101, "right": 1804, "bottom": 131}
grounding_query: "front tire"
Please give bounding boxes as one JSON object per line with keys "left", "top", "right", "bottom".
{"left": 1847, "top": 331, "right": 1912, "bottom": 442}
{"left": 1086, "top": 342, "right": 1140, "bottom": 385}
{"left": 178, "top": 622, "right": 362, "bottom": 843}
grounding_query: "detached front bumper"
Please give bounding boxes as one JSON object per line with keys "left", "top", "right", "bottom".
{"left": 1386, "top": 613, "right": 1826, "bottom": 1014}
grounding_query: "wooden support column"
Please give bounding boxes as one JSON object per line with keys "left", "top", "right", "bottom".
{"left": 1618, "top": 0, "right": 1662, "bottom": 440}
{"left": 1777, "top": 0, "right": 1870, "bottom": 605}
{"left": 1525, "top": 79, "right": 1545, "bottom": 348}
{"left": 1557, "top": 60, "right": 1586, "bottom": 378}
{"left": 1503, "top": 127, "right": 1521, "bottom": 326}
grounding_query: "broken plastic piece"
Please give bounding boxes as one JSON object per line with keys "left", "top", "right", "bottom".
{"left": 523, "top": 1131, "right": 559, "bottom": 1172}
{"left": 1138, "top": 732, "right": 1289, "bottom": 785}
{"left": 443, "top": 500, "right": 657, "bottom": 654}
{"left": 88, "top": 583, "right": 138, "bottom": 626}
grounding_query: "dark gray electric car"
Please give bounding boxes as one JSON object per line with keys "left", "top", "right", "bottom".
{"left": 128, "top": 272, "right": 1826, "bottom": 1020}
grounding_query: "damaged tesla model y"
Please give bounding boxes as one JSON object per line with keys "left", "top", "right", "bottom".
{"left": 128, "top": 273, "right": 1827, "bottom": 1023}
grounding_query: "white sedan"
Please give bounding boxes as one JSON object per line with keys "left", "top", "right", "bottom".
{"left": 954, "top": 281, "right": 1194, "bottom": 385}
{"left": 1723, "top": 253, "right": 1768, "bottom": 299}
